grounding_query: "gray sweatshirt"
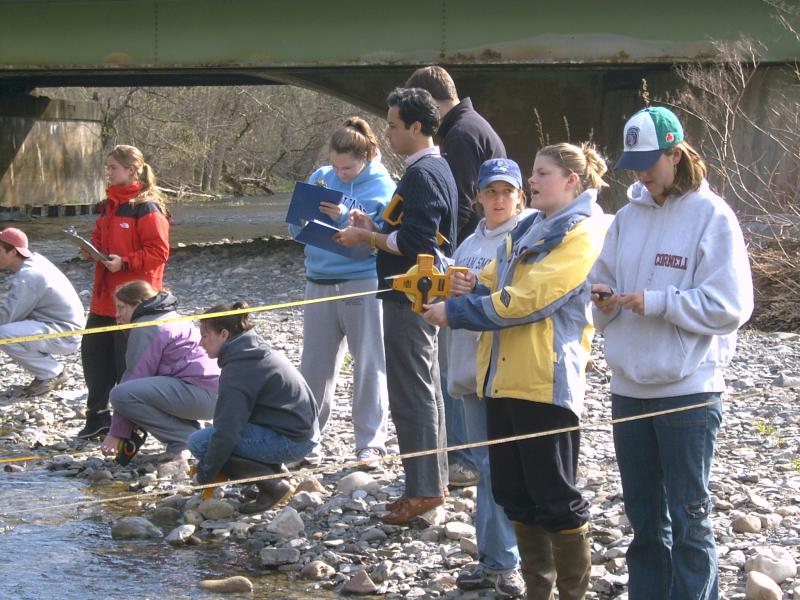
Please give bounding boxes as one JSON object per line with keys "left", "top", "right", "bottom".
{"left": 590, "top": 180, "right": 754, "bottom": 398}
{"left": 195, "top": 329, "right": 319, "bottom": 484}
{"left": 446, "top": 211, "right": 531, "bottom": 398}
{"left": 0, "top": 253, "right": 84, "bottom": 334}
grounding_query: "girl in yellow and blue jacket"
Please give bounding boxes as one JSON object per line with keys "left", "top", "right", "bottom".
{"left": 424, "top": 142, "right": 608, "bottom": 600}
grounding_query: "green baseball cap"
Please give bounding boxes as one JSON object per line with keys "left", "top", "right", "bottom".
{"left": 615, "top": 106, "right": 684, "bottom": 171}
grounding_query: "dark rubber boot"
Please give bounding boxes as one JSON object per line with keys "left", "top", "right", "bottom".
{"left": 550, "top": 525, "right": 591, "bottom": 600}
{"left": 513, "top": 522, "right": 556, "bottom": 600}
{"left": 221, "top": 455, "right": 293, "bottom": 513}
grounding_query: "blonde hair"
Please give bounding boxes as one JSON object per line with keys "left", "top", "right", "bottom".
{"left": 664, "top": 141, "right": 706, "bottom": 197}
{"left": 330, "top": 117, "right": 379, "bottom": 161}
{"left": 115, "top": 280, "right": 159, "bottom": 307}
{"left": 107, "top": 145, "right": 167, "bottom": 213}
{"left": 536, "top": 142, "right": 609, "bottom": 193}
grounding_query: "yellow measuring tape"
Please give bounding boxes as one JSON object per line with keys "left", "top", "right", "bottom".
{"left": 0, "top": 397, "right": 729, "bottom": 517}
{"left": 0, "top": 288, "right": 386, "bottom": 347}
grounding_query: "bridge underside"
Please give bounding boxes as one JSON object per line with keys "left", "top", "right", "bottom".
{"left": 0, "top": 63, "right": 678, "bottom": 173}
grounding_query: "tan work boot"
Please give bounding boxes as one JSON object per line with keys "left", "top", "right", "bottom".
{"left": 550, "top": 523, "right": 591, "bottom": 600}
{"left": 513, "top": 522, "right": 556, "bottom": 600}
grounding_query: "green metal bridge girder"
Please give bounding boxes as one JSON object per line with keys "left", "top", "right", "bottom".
{"left": 1, "top": 0, "right": 798, "bottom": 74}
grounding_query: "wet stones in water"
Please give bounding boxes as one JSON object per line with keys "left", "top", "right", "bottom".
{"left": 299, "top": 560, "right": 336, "bottom": 580}
{"left": 199, "top": 576, "right": 253, "bottom": 593}
{"left": 111, "top": 516, "right": 163, "bottom": 540}
{"left": 198, "top": 499, "right": 235, "bottom": 520}
{"left": 148, "top": 506, "right": 181, "bottom": 526}
{"left": 260, "top": 547, "right": 301, "bottom": 567}
{"left": 166, "top": 524, "right": 196, "bottom": 545}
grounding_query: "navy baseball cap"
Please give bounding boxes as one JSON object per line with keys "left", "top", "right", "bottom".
{"left": 477, "top": 158, "right": 523, "bottom": 189}
{"left": 615, "top": 106, "right": 684, "bottom": 171}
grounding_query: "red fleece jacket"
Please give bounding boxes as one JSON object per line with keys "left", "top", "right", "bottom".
{"left": 89, "top": 183, "right": 171, "bottom": 316}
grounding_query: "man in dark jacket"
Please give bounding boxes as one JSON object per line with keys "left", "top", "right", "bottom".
{"left": 406, "top": 66, "right": 506, "bottom": 244}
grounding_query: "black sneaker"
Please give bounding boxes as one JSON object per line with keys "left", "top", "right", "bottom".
{"left": 114, "top": 428, "right": 148, "bottom": 466}
{"left": 76, "top": 413, "right": 111, "bottom": 440}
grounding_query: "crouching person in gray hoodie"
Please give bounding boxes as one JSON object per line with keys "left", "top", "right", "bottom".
{"left": 189, "top": 301, "right": 319, "bottom": 513}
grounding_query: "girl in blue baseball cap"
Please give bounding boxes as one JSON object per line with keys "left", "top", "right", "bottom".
{"left": 591, "top": 106, "right": 754, "bottom": 599}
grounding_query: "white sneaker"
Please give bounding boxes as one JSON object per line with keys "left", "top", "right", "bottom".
{"left": 356, "top": 447, "right": 383, "bottom": 471}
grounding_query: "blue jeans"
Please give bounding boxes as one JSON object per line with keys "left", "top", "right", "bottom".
{"left": 612, "top": 392, "right": 722, "bottom": 600}
{"left": 462, "top": 394, "right": 519, "bottom": 572}
{"left": 188, "top": 423, "right": 315, "bottom": 466}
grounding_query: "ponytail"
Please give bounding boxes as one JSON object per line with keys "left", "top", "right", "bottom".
{"left": 580, "top": 142, "right": 609, "bottom": 190}
{"left": 202, "top": 300, "right": 253, "bottom": 336}
{"left": 537, "top": 142, "right": 609, "bottom": 193}
{"left": 330, "top": 117, "right": 378, "bottom": 161}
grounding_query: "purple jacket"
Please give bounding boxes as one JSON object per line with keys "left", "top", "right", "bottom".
{"left": 109, "top": 293, "right": 219, "bottom": 438}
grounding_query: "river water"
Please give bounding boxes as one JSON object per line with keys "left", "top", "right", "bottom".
{"left": 6, "top": 194, "right": 294, "bottom": 264}
{"left": 0, "top": 195, "right": 339, "bottom": 599}
{"left": 0, "top": 468, "right": 332, "bottom": 599}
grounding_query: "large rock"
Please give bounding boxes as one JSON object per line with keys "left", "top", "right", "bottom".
{"left": 444, "top": 521, "right": 476, "bottom": 540}
{"left": 732, "top": 515, "right": 762, "bottom": 534}
{"left": 260, "top": 547, "right": 301, "bottom": 566}
{"left": 459, "top": 536, "right": 479, "bottom": 558}
{"left": 166, "top": 524, "right": 196, "bottom": 545}
{"left": 199, "top": 576, "right": 253, "bottom": 593}
{"left": 341, "top": 570, "right": 378, "bottom": 595}
{"left": 266, "top": 507, "right": 305, "bottom": 538}
{"left": 111, "top": 516, "right": 163, "bottom": 540}
{"left": 198, "top": 499, "right": 235, "bottom": 521}
{"left": 290, "top": 491, "right": 324, "bottom": 511}
{"left": 299, "top": 560, "right": 336, "bottom": 580}
{"left": 745, "top": 571, "right": 782, "bottom": 600}
{"left": 745, "top": 546, "right": 797, "bottom": 584}
{"left": 336, "top": 472, "right": 379, "bottom": 495}
{"left": 296, "top": 477, "right": 326, "bottom": 494}
{"left": 148, "top": 506, "right": 181, "bottom": 526}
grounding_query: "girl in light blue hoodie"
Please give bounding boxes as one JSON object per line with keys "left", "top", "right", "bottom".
{"left": 591, "top": 106, "right": 754, "bottom": 600}
{"left": 288, "top": 117, "right": 393, "bottom": 466}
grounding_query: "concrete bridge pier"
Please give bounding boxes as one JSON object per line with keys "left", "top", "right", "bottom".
{"left": 0, "top": 95, "right": 104, "bottom": 214}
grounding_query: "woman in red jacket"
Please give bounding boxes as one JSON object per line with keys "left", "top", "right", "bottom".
{"left": 77, "top": 145, "right": 171, "bottom": 439}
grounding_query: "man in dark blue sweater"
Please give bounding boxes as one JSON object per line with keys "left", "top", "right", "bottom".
{"left": 335, "top": 87, "right": 457, "bottom": 525}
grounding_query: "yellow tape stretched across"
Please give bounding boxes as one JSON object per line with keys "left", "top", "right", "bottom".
{"left": 0, "top": 397, "right": 728, "bottom": 518}
{"left": 0, "top": 288, "right": 386, "bottom": 347}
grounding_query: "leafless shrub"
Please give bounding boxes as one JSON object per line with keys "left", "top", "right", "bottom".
{"left": 660, "top": 3, "right": 800, "bottom": 330}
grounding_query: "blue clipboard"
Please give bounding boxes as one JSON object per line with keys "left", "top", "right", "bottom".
{"left": 294, "top": 219, "right": 372, "bottom": 261}
{"left": 285, "top": 181, "right": 343, "bottom": 227}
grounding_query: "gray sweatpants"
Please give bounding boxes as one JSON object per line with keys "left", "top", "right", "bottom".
{"left": 300, "top": 278, "right": 389, "bottom": 453}
{"left": 0, "top": 320, "right": 79, "bottom": 379}
{"left": 382, "top": 300, "right": 448, "bottom": 497}
{"left": 110, "top": 376, "right": 217, "bottom": 451}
